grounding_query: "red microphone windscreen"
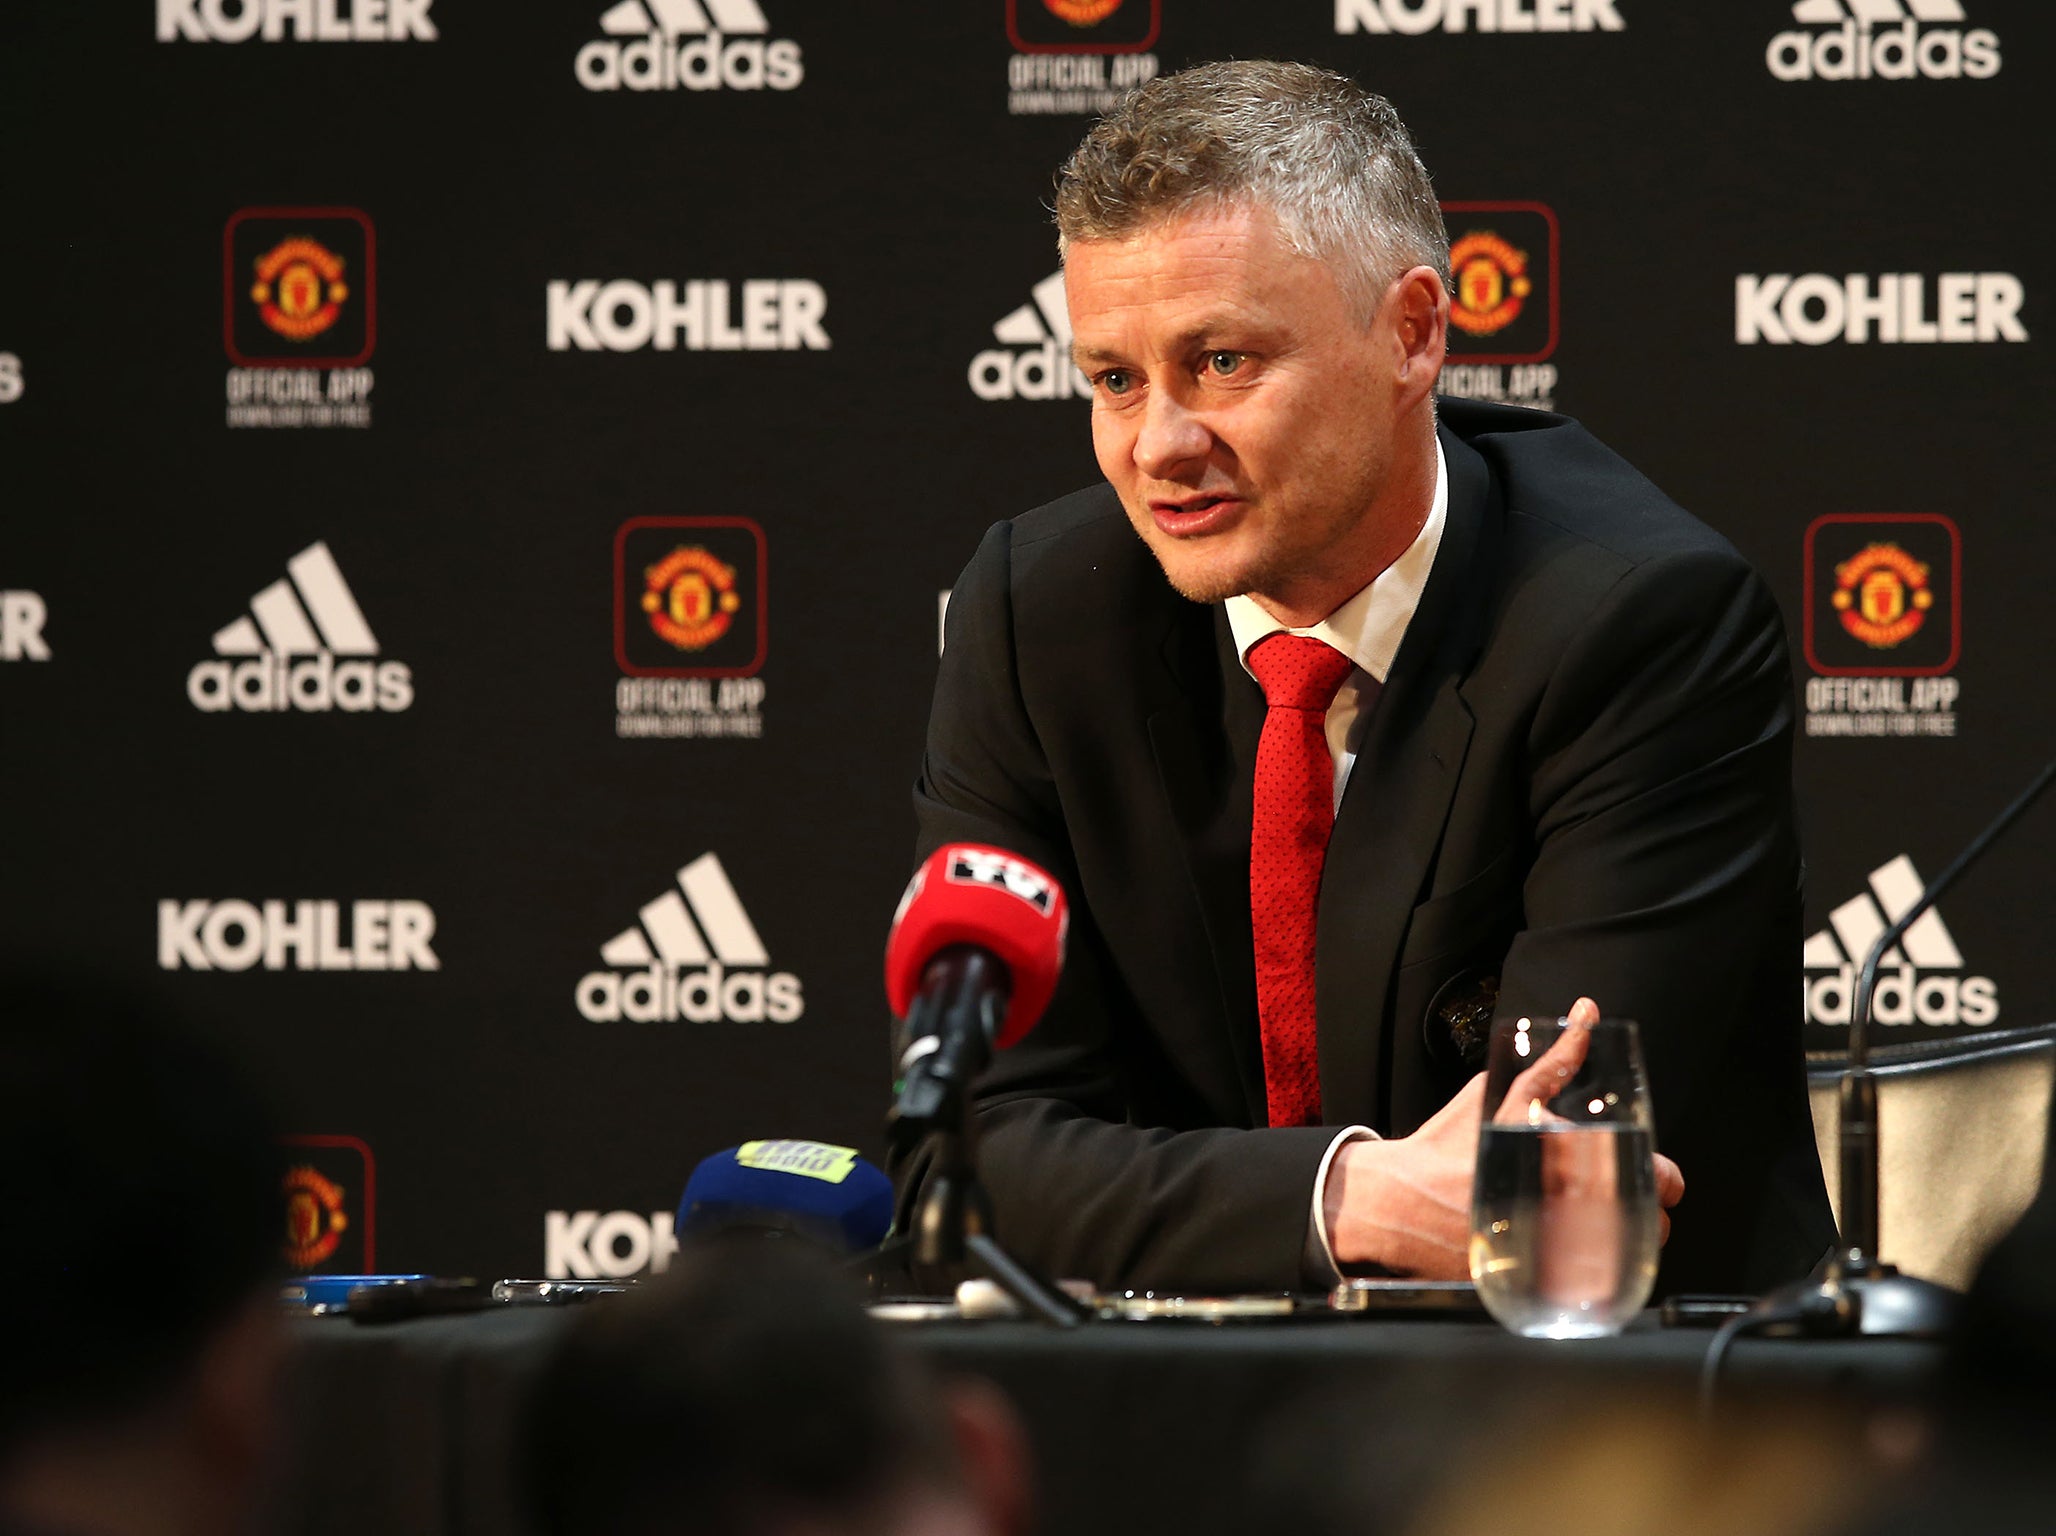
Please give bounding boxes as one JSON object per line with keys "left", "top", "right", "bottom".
{"left": 885, "top": 845, "right": 1069, "bottom": 1049}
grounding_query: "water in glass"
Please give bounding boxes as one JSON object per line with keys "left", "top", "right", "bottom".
{"left": 1468, "top": 1015, "right": 1661, "bottom": 1339}
{"left": 1471, "top": 1121, "right": 1660, "bottom": 1338}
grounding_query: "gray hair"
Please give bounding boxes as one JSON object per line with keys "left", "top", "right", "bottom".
{"left": 1054, "top": 60, "right": 1450, "bottom": 324}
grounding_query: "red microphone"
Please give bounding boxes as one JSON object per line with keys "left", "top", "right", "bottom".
{"left": 887, "top": 844, "right": 1069, "bottom": 1046}
{"left": 886, "top": 845, "right": 1068, "bottom": 1133}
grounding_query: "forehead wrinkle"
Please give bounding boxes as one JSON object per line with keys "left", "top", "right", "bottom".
{"left": 1164, "top": 311, "right": 1278, "bottom": 350}
{"left": 1066, "top": 207, "right": 1344, "bottom": 370}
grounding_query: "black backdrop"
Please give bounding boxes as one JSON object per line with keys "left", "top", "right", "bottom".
{"left": 2, "top": 0, "right": 2049, "bottom": 1281}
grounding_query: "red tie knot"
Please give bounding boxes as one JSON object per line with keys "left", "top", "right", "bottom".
{"left": 1248, "top": 633, "right": 1355, "bottom": 713}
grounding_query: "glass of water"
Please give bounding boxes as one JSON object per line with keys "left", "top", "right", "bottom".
{"left": 1468, "top": 1015, "right": 1660, "bottom": 1339}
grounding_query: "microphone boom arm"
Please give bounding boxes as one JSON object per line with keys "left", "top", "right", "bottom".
{"left": 1848, "top": 757, "right": 2056, "bottom": 1072}
{"left": 1838, "top": 757, "right": 2055, "bottom": 1270}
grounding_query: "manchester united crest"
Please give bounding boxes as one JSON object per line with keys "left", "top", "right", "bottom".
{"left": 1007, "top": 0, "right": 1158, "bottom": 53}
{"left": 642, "top": 546, "right": 742, "bottom": 652}
{"left": 615, "top": 517, "right": 767, "bottom": 680}
{"left": 278, "top": 1135, "right": 373, "bottom": 1273}
{"left": 1042, "top": 0, "right": 1124, "bottom": 22}
{"left": 1831, "top": 542, "right": 1934, "bottom": 649}
{"left": 224, "top": 207, "right": 375, "bottom": 369}
{"left": 1804, "top": 514, "right": 1960, "bottom": 679}
{"left": 1438, "top": 202, "right": 1558, "bottom": 368}
{"left": 283, "top": 1164, "right": 349, "bottom": 1269}
{"left": 251, "top": 236, "right": 350, "bottom": 343}
{"left": 1449, "top": 231, "right": 1533, "bottom": 338}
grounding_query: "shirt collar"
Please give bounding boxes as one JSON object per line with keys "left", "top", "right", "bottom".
{"left": 1224, "top": 435, "right": 1449, "bottom": 685}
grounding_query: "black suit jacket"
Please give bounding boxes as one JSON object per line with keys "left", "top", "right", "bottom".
{"left": 897, "top": 398, "right": 1836, "bottom": 1297}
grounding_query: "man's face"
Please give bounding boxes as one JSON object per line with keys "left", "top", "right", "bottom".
{"left": 1064, "top": 204, "right": 1420, "bottom": 615}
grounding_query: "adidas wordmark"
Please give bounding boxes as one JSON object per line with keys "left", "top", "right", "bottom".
{"left": 575, "top": 0, "right": 802, "bottom": 91}
{"left": 576, "top": 854, "right": 804, "bottom": 1022}
{"left": 968, "top": 272, "right": 1091, "bottom": 402}
{"left": 187, "top": 542, "right": 412, "bottom": 713}
{"left": 1801, "top": 855, "right": 1997, "bottom": 1027}
{"left": 1768, "top": 0, "right": 2000, "bottom": 81}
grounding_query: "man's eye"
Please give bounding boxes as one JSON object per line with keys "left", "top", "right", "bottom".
{"left": 1098, "top": 370, "right": 1134, "bottom": 396}
{"left": 1206, "top": 351, "right": 1245, "bottom": 377}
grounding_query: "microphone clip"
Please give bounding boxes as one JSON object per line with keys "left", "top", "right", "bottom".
{"left": 889, "top": 945, "right": 1010, "bottom": 1145}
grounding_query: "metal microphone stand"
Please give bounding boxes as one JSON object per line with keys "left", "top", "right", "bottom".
{"left": 1753, "top": 757, "right": 2054, "bottom": 1339}
{"left": 871, "top": 967, "right": 1089, "bottom": 1327}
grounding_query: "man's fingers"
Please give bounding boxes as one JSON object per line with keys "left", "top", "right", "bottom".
{"left": 1494, "top": 1011, "right": 1595, "bottom": 1125}
{"left": 1556, "top": 997, "right": 1685, "bottom": 1247}
{"left": 1655, "top": 1154, "right": 1685, "bottom": 1211}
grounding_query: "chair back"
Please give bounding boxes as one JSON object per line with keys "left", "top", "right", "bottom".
{"left": 1810, "top": 1023, "right": 2056, "bottom": 1292}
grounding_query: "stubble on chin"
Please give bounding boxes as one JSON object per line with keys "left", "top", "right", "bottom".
{"left": 1155, "top": 560, "right": 1250, "bottom": 606}
{"left": 1123, "top": 512, "right": 1257, "bottom": 606}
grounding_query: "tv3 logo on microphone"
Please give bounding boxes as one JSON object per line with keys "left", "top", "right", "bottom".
{"left": 946, "top": 847, "right": 1058, "bottom": 914}
{"left": 574, "top": 852, "right": 803, "bottom": 1023}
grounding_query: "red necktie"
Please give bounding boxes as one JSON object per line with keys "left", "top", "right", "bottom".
{"left": 1248, "top": 634, "right": 1357, "bottom": 1129}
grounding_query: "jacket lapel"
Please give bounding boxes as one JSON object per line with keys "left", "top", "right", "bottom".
{"left": 1147, "top": 604, "right": 1268, "bottom": 1123}
{"left": 1316, "top": 429, "right": 1498, "bottom": 1126}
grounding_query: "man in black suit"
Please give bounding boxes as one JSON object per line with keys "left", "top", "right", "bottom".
{"left": 897, "top": 61, "right": 1835, "bottom": 1297}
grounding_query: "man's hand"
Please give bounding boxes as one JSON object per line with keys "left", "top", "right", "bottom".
{"left": 1323, "top": 997, "right": 1686, "bottom": 1278}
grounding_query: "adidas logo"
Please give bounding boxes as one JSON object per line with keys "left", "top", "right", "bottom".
{"left": 574, "top": 0, "right": 802, "bottom": 92}
{"left": 1769, "top": 0, "right": 2000, "bottom": 80}
{"left": 158, "top": 0, "right": 437, "bottom": 43}
{"left": 967, "top": 272, "right": 1091, "bottom": 402}
{"left": 186, "top": 542, "right": 413, "bottom": 713}
{"left": 1802, "top": 854, "right": 1997, "bottom": 1027}
{"left": 575, "top": 853, "right": 804, "bottom": 1022}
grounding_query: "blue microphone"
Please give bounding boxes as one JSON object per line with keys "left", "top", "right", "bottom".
{"left": 676, "top": 1140, "right": 894, "bottom": 1254}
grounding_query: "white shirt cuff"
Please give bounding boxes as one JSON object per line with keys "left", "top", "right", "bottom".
{"left": 1305, "top": 1125, "right": 1379, "bottom": 1284}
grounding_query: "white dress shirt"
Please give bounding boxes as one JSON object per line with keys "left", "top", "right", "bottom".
{"left": 1222, "top": 439, "right": 1449, "bottom": 1281}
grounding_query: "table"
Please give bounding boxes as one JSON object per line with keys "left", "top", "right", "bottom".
{"left": 266, "top": 1306, "right": 1941, "bottom": 1536}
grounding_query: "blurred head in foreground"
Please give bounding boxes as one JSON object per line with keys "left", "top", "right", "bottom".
{"left": 523, "top": 1241, "right": 1030, "bottom": 1536}
{"left": 0, "top": 974, "right": 285, "bottom": 1536}
{"left": 1248, "top": 1364, "right": 1891, "bottom": 1536}
{"left": 1849, "top": 1103, "right": 2056, "bottom": 1535}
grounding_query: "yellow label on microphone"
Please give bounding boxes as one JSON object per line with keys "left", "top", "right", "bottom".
{"left": 735, "top": 1140, "right": 859, "bottom": 1184}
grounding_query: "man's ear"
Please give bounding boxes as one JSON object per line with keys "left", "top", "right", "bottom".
{"left": 1390, "top": 265, "right": 1449, "bottom": 404}
{"left": 942, "top": 1376, "right": 1034, "bottom": 1536}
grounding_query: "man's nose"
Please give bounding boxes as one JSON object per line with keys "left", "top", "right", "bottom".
{"left": 1132, "top": 387, "right": 1211, "bottom": 480}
